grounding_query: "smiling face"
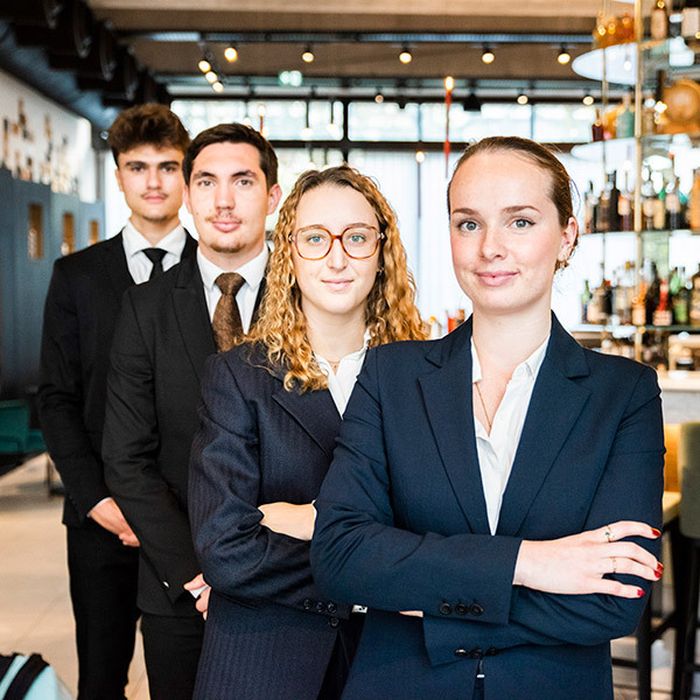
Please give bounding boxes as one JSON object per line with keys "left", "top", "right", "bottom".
{"left": 184, "top": 141, "right": 282, "bottom": 269}
{"left": 115, "top": 144, "right": 184, "bottom": 234}
{"left": 448, "top": 150, "right": 577, "bottom": 319}
{"left": 292, "top": 183, "right": 381, "bottom": 325}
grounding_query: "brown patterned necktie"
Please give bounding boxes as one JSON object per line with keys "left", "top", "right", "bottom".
{"left": 213, "top": 272, "right": 245, "bottom": 352}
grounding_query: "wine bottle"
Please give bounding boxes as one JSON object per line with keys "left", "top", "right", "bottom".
{"left": 651, "top": 0, "right": 669, "bottom": 40}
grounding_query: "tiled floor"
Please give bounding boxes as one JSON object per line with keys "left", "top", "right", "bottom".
{"left": 0, "top": 455, "right": 695, "bottom": 700}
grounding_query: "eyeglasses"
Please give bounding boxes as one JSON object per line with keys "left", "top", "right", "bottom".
{"left": 291, "top": 224, "right": 384, "bottom": 260}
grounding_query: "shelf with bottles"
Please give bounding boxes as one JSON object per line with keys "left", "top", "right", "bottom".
{"left": 570, "top": 133, "right": 700, "bottom": 162}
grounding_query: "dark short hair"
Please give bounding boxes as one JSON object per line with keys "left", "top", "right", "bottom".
{"left": 182, "top": 123, "right": 278, "bottom": 189}
{"left": 107, "top": 104, "right": 190, "bottom": 164}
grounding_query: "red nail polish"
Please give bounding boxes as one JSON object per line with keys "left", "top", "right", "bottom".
{"left": 655, "top": 570, "right": 663, "bottom": 579}
{"left": 637, "top": 588, "right": 645, "bottom": 598}
{"left": 651, "top": 528, "right": 662, "bottom": 537}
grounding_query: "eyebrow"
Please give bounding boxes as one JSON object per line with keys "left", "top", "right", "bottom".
{"left": 191, "top": 169, "right": 258, "bottom": 181}
{"left": 451, "top": 205, "right": 541, "bottom": 215}
{"left": 123, "top": 160, "right": 180, "bottom": 168}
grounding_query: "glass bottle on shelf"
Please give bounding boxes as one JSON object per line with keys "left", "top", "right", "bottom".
{"left": 645, "top": 261, "right": 661, "bottom": 324}
{"left": 666, "top": 174, "right": 683, "bottom": 230}
{"left": 651, "top": 0, "right": 669, "bottom": 40}
{"left": 592, "top": 109, "right": 604, "bottom": 142}
{"left": 673, "top": 267, "right": 691, "bottom": 324}
{"left": 641, "top": 169, "right": 656, "bottom": 230}
{"left": 581, "top": 280, "right": 592, "bottom": 323}
{"left": 653, "top": 278, "right": 673, "bottom": 326}
{"left": 597, "top": 183, "right": 611, "bottom": 233}
{"left": 619, "top": 172, "right": 633, "bottom": 231}
{"left": 690, "top": 264, "right": 700, "bottom": 325}
{"left": 653, "top": 179, "right": 667, "bottom": 230}
{"left": 616, "top": 92, "right": 635, "bottom": 139}
{"left": 584, "top": 181, "right": 596, "bottom": 233}
{"left": 607, "top": 171, "right": 621, "bottom": 231}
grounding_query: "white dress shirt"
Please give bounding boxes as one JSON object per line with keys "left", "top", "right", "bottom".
{"left": 472, "top": 336, "right": 549, "bottom": 535}
{"left": 121, "top": 221, "right": 187, "bottom": 284}
{"left": 197, "top": 245, "right": 269, "bottom": 332}
{"left": 315, "top": 331, "right": 370, "bottom": 416}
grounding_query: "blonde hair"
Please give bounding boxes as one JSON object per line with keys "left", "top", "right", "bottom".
{"left": 246, "top": 165, "right": 426, "bottom": 392}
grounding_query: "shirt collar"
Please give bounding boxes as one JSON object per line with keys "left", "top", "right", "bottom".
{"left": 197, "top": 244, "right": 269, "bottom": 292}
{"left": 122, "top": 220, "right": 186, "bottom": 259}
{"left": 471, "top": 335, "right": 549, "bottom": 385}
{"left": 315, "top": 329, "right": 371, "bottom": 369}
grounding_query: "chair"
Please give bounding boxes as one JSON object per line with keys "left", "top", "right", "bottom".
{"left": 673, "top": 422, "right": 700, "bottom": 700}
{"left": 0, "top": 399, "right": 48, "bottom": 477}
{"left": 612, "top": 423, "right": 682, "bottom": 700}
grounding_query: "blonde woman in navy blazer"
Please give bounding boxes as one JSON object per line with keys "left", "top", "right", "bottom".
{"left": 188, "top": 166, "right": 425, "bottom": 699}
{"left": 311, "top": 137, "right": 665, "bottom": 700}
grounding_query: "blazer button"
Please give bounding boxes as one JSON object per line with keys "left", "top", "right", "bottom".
{"left": 470, "top": 603, "right": 484, "bottom": 616}
{"left": 162, "top": 581, "right": 170, "bottom": 589}
{"left": 439, "top": 602, "right": 453, "bottom": 615}
{"left": 327, "top": 602, "right": 337, "bottom": 614}
{"left": 455, "top": 603, "right": 468, "bottom": 616}
{"left": 469, "top": 648, "right": 483, "bottom": 659}
{"left": 315, "top": 602, "right": 326, "bottom": 613}
{"left": 329, "top": 617, "right": 340, "bottom": 628}
{"left": 454, "top": 648, "right": 469, "bottom": 658}
{"left": 303, "top": 598, "right": 313, "bottom": 610}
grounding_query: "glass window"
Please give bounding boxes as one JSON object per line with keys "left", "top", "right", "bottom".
{"left": 348, "top": 103, "right": 419, "bottom": 142}
{"left": 533, "top": 104, "right": 595, "bottom": 143}
{"left": 420, "top": 103, "right": 532, "bottom": 142}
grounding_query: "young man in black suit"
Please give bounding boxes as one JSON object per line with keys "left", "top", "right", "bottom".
{"left": 38, "top": 104, "right": 194, "bottom": 700}
{"left": 102, "top": 123, "right": 282, "bottom": 700}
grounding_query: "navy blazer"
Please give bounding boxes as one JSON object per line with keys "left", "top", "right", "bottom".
{"left": 311, "top": 315, "right": 664, "bottom": 700}
{"left": 188, "top": 344, "right": 357, "bottom": 700}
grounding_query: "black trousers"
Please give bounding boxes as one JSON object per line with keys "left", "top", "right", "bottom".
{"left": 317, "top": 613, "right": 365, "bottom": 700}
{"left": 66, "top": 520, "right": 139, "bottom": 700}
{"left": 141, "top": 612, "right": 205, "bottom": 700}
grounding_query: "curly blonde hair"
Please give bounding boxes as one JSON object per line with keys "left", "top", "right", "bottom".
{"left": 246, "top": 165, "right": 426, "bottom": 392}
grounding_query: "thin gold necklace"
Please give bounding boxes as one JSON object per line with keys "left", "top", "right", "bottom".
{"left": 474, "top": 381, "right": 493, "bottom": 432}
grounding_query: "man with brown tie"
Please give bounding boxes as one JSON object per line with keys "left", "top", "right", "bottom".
{"left": 102, "top": 123, "right": 281, "bottom": 700}
{"left": 38, "top": 104, "right": 193, "bottom": 700}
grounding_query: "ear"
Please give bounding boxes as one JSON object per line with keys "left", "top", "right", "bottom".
{"left": 267, "top": 183, "right": 283, "bottom": 215}
{"left": 558, "top": 216, "right": 578, "bottom": 264}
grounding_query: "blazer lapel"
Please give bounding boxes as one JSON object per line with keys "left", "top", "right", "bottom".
{"left": 496, "top": 317, "right": 591, "bottom": 536}
{"left": 418, "top": 320, "right": 491, "bottom": 535}
{"left": 182, "top": 230, "right": 197, "bottom": 258}
{"left": 272, "top": 384, "right": 341, "bottom": 459}
{"left": 101, "top": 232, "right": 134, "bottom": 294}
{"left": 172, "top": 256, "right": 216, "bottom": 380}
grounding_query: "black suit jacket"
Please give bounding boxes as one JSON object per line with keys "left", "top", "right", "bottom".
{"left": 38, "top": 233, "right": 196, "bottom": 527}
{"left": 103, "top": 254, "right": 265, "bottom": 617}
{"left": 188, "top": 344, "right": 352, "bottom": 700}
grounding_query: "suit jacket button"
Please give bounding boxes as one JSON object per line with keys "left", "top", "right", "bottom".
{"left": 454, "top": 648, "right": 468, "bottom": 657}
{"left": 162, "top": 581, "right": 170, "bottom": 589}
{"left": 469, "top": 648, "right": 483, "bottom": 659}
{"left": 455, "top": 603, "right": 468, "bottom": 616}
{"left": 303, "top": 598, "right": 313, "bottom": 610}
{"left": 329, "top": 617, "right": 340, "bottom": 628}
{"left": 327, "top": 602, "right": 337, "bottom": 614}
{"left": 470, "top": 603, "right": 484, "bottom": 616}
{"left": 439, "top": 602, "right": 452, "bottom": 615}
{"left": 315, "top": 602, "right": 326, "bottom": 613}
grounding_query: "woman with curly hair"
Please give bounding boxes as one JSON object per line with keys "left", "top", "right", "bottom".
{"left": 187, "top": 165, "right": 425, "bottom": 700}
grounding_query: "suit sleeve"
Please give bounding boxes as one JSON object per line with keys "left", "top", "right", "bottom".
{"left": 188, "top": 353, "right": 348, "bottom": 618}
{"left": 103, "top": 290, "right": 200, "bottom": 604}
{"left": 311, "top": 352, "right": 664, "bottom": 665}
{"left": 38, "top": 260, "right": 110, "bottom": 520}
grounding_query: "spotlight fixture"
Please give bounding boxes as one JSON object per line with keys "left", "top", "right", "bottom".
{"left": 557, "top": 47, "right": 572, "bottom": 65}
{"left": 399, "top": 46, "right": 413, "bottom": 64}
{"left": 205, "top": 71, "right": 218, "bottom": 84}
{"left": 224, "top": 46, "right": 239, "bottom": 63}
{"left": 481, "top": 47, "right": 495, "bottom": 64}
{"left": 198, "top": 59, "right": 211, "bottom": 73}
{"left": 212, "top": 81, "right": 224, "bottom": 93}
{"left": 374, "top": 90, "right": 384, "bottom": 104}
{"left": 582, "top": 94, "right": 595, "bottom": 106}
{"left": 444, "top": 75, "right": 455, "bottom": 92}
{"left": 517, "top": 93, "right": 529, "bottom": 105}
{"left": 463, "top": 93, "right": 483, "bottom": 112}
{"left": 302, "top": 45, "right": 315, "bottom": 63}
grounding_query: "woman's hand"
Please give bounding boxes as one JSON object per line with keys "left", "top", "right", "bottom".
{"left": 258, "top": 502, "right": 317, "bottom": 541}
{"left": 513, "top": 521, "right": 662, "bottom": 598}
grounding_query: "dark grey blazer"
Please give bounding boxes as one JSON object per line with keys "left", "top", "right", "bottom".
{"left": 188, "top": 343, "right": 355, "bottom": 700}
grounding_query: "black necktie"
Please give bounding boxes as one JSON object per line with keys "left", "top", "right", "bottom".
{"left": 213, "top": 273, "right": 245, "bottom": 352}
{"left": 143, "top": 248, "right": 167, "bottom": 279}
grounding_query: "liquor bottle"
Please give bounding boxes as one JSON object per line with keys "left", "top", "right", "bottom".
{"left": 651, "top": 0, "right": 669, "bottom": 40}
{"left": 690, "top": 264, "right": 700, "bottom": 325}
{"left": 592, "top": 109, "right": 604, "bottom": 142}
{"left": 641, "top": 170, "right": 656, "bottom": 230}
{"left": 620, "top": 13, "right": 635, "bottom": 42}
{"left": 597, "top": 183, "right": 611, "bottom": 233}
{"left": 618, "top": 173, "right": 633, "bottom": 231}
{"left": 581, "top": 280, "right": 592, "bottom": 323}
{"left": 584, "top": 181, "right": 596, "bottom": 233}
{"left": 645, "top": 262, "right": 661, "bottom": 325}
{"left": 673, "top": 267, "right": 691, "bottom": 324}
{"left": 653, "top": 278, "right": 673, "bottom": 326}
{"left": 607, "top": 171, "right": 621, "bottom": 231}
{"left": 653, "top": 180, "right": 667, "bottom": 230}
{"left": 614, "top": 261, "right": 635, "bottom": 325}
{"left": 642, "top": 90, "right": 658, "bottom": 135}
{"left": 666, "top": 175, "right": 683, "bottom": 229}
{"left": 688, "top": 169, "right": 700, "bottom": 230}
{"left": 616, "top": 92, "right": 635, "bottom": 139}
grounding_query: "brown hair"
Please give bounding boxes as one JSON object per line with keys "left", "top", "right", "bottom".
{"left": 182, "top": 123, "right": 278, "bottom": 189}
{"left": 246, "top": 165, "right": 426, "bottom": 392}
{"left": 447, "top": 136, "right": 578, "bottom": 268}
{"left": 108, "top": 104, "right": 190, "bottom": 164}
